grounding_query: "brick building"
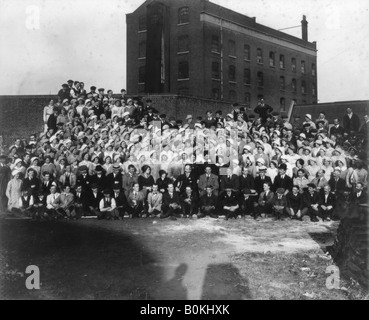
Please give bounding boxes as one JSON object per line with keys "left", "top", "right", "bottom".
{"left": 126, "top": 0, "right": 318, "bottom": 111}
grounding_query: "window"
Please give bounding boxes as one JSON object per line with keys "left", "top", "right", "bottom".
{"left": 212, "top": 61, "right": 220, "bottom": 79}
{"left": 229, "top": 90, "right": 237, "bottom": 102}
{"left": 269, "top": 51, "right": 275, "bottom": 67}
{"left": 301, "top": 80, "right": 306, "bottom": 94}
{"left": 178, "top": 61, "right": 189, "bottom": 79}
{"left": 228, "top": 65, "right": 236, "bottom": 82}
{"left": 211, "top": 35, "right": 220, "bottom": 53}
{"left": 312, "top": 82, "right": 316, "bottom": 96}
{"left": 178, "top": 7, "right": 189, "bottom": 24}
{"left": 244, "top": 44, "right": 250, "bottom": 60}
{"left": 280, "top": 98, "right": 286, "bottom": 111}
{"left": 257, "top": 48, "right": 263, "bottom": 64}
{"left": 244, "top": 68, "right": 251, "bottom": 85}
{"left": 244, "top": 92, "right": 251, "bottom": 109}
{"left": 301, "top": 60, "right": 306, "bottom": 74}
{"left": 138, "top": 15, "right": 147, "bottom": 31}
{"left": 178, "top": 87, "right": 189, "bottom": 95}
{"left": 291, "top": 58, "right": 296, "bottom": 72}
{"left": 178, "top": 35, "right": 189, "bottom": 53}
{"left": 280, "top": 76, "right": 285, "bottom": 90}
{"left": 228, "top": 40, "right": 236, "bottom": 57}
{"left": 279, "top": 54, "right": 285, "bottom": 69}
{"left": 257, "top": 71, "right": 263, "bottom": 87}
{"left": 212, "top": 88, "right": 220, "bottom": 100}
{"left": 138, "top": 66, "right": 146, "bottom": 83}
{"left": 312, "top": 63, "right": 316, "bottom": 76}
{"left": 138, "top": 41, "right": 146, "bottom": 58}
{"left": 292, "top": 78, "right": 297, "bottom": 92}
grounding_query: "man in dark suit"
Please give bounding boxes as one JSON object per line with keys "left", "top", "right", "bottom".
{"left": 76, "top": 165, "right": 93, "bottom": 191}
{"left": 87, "top": 183, "right": 103, "bottom": 216}
{"left": 73, "top": 184, "right": 89, "bottom": 218}
{"left": 122, "top": 165, "right": 139, "bottom": 197}
{"left": 40, "top": 172, "right": 54, "bottom": 195}
{"left": 106, "top": 164, "right": 123, "bottom": 190}
{"left": 220, "top": 184, "right": 240, "bottom": 220}
{"left": 342, "top": 108, "right": 360, "bottom": 134}
{"left": 273, "top": 163, "right": 293, "bottom": 194}
{"left": 47, "top": 108, "right": 59, "bottom": 132}
{"left": 254, "top": 99, "right": 273, "bottom": 124}
{"left": 255, "top": 181, "right": 275, "bottom": 218}
{"left": 350, "top": 182, "right": 368, "bottom": 206}
{"left": 162, "top": 183, "right": 182, "bottom": 219}
{"left": 220, "top": 167, "right": 239, "bottom": 194}
{"left": 328, "top": 168, "right": 346, "bottom": 197}
{"left": 204, "top": 110, "right": 217, "bottom": 128}
{"left": 239, "top": 188, "right": 258, "bottom": 217}
{"left": 199, "top": 185, "right": 218, "bottom": 218}
{"left": 198, "top": 165, "right": 219, "bottom": 197}
{"left": 359, "top": 114, "right": 369, "bottom": 137}
{"left": 91, "top": 165, "right": 106, "bottom": 190}
{"left": 180, "top": 186, "right": 199, "bottom": 218}
{"left": 318, "top": 185, "right": 336, "bottom": 221}
{"left": 112, "top": 185, "right": 128, "bottom": 219}
{"left": 23, "top": 168, "right": 40, "bottom": 197}
{"left": 239, "top": 167, "right": 255, "bottom": 193}
{"left": 302, "top": 183, "right": 320, "bottom": 222}
{"left": 329, "top": 118, "right": 345, "bottom": 137}
{"left": 175, "top": 164, "right": 198, "bottom": 196}
{"left": 254, "top": 167, "right": 272, "bottom": 195}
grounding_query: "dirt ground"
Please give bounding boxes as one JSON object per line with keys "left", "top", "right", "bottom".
{"left": 0, "top": 216, "right": 366, "bottom": 300}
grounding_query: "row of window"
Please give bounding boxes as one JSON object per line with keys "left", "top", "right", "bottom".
{"left": 138, "top": 7, "right": 189, "bottom": 31}
{"left": 138, "top": 62, "right": 316, "bottom": 96}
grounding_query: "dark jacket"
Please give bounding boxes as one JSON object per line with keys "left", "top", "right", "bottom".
{"left": 273, "top": 174, "right": 293, "bottom": 192}
{"left": 254, "top": 176, "right": 272, "bottom": 195}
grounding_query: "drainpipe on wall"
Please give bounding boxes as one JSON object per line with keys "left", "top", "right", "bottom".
{"left": 220, "top": 18, "right": 224, "bottom": 100}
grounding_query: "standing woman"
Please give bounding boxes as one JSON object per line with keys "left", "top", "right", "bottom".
{"left": 138, "top": 165, "right": 155, "bottom": 198}
{"left": 6, "top": 170, "right": 23, "bottom": 212}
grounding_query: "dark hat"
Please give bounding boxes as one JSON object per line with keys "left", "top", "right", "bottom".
{"left": 232, "top": 103, "right": 239, "bottom": 107}
{"left": 307, "top": 183, "right": 316, "bottom": 189}
{"left": 38, "top": 191, "right": 45, "bottom": 196}
{"left": 243, "top": 189, "right": 257, "bottom": 196}
{"left": 79, "top": 165, "right": 88, "bottom": 172}
{"left": 91, "top": 183, "right": 98, "bottom": 189}
{"left": 103, "top": 189, "right": 111, "bottom": 195}
{"left": 160, "top": 114, "right": 166, "bottom": 119}
{"left": 225, "top": 183, "right": 233, "bottom": 190}
{"left": 316, "top": 120, "right": 325, "bottom": 126}
{"left": 303, "top": 123, "right": 311, "bottom": 128}
{"left": 112, "top": 164, "right": 121, "bottom": 170}
{"left": 215, "top": 110, "right": 222, "bottom": 115}
{"left": 98, "top": 88, "right": 105, "bottom": 92}
{"left": 90, "top": 86, "right": 97, "bottom": 90}
{"left": 279, "top": 163, "right": 287, "bottom": 171}
{"left": 57, "top": 122, "right": 64, "bottom": 126}
{"left": 67, "top": 80, "right": 74, "bottom": 84}
{"left": 62, "top": 83, "right": 69, "bottom": 88}
{"left": 272, "top": 111, "right": 279, "bottom": 116}
{"left": 95, "top": 165, "right": 103, "bottom": 172}
{"left": 276, "top": 188, "right": 285, "bottom": 194}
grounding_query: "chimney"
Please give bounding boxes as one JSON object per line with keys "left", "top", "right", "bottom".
{"left": 301, "top": 15, "right": 308, "bottom": 41}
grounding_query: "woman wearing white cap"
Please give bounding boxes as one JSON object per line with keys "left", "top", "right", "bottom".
{"left": 28, "top": 157, "right": 41, "bottom": 178}
{"left": 6, "top": 170, "right": 23, "bottom": 211}
{"left": 11, "top": 158, "right": 26, "bottom": 176}
{"left": 306, "top": 158, "right": 320, "bottom": 182}
{"left": 321, "top": 158, "right": 334, "bottom": 181}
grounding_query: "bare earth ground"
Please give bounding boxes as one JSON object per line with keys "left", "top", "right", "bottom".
{"left": 0, "top": 216, "right": 366, "bottom": 300}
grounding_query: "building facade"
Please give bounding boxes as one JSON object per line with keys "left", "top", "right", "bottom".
{"left": 126, "top": 0, "right": 318, "bottom": 111}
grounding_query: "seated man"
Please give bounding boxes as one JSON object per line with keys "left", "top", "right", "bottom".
{"left": 161, "top": 183, "right": 182, "bottom": 219}
{"left": 112, "top": 185, "right": 128, "bottom": 219}
{"left": 99, "top": 189, "right": 118, "bottom": 220}
{"left": 146, "top": 183, "right": 162, "bottom": 218}
{"left": 53, "top": 184, "right": 75, "bottom": 220}
{"left": 318, "top": 185, "right": 336, "bottom": 221}
{"left": 16, "top": 188, "right": 35, "bottom": 217}
{"left": 73, "top": 184, "right": 89, "bottom": 219}
{"left": 239, "top": 188, "right": 258, "bottom": 218}
{"left": 198, "top": 166, "right": 219, "bottom": 197}
{"left": 199, "top": 185, "right": 218, "bottom": 218}
{"left": 33, "top": 191, "right": 47, "bottom": 220}
{"left": 286, "top": 185, "right": 305, "bottom": 220}
{"left": 302, "top": 183, "right": 320, "bottom": 222}
{"left": 180, "top": 186, "right": 199, "bottom": 218}
{"left": 127, "top": 183, "right": 145, "bottom": 218}
{"left": 272, "top": 188, "right": 288, "bottom": 220}
{"left": 220, "top": 184, "right": 239, "bottom": 220}
{"left": 255, "top": 182, "right": 275, "bottom": 218}
{"left": 46, "top": 184, "right": 60, "bottom": 219}
{"left": 87, "top": 183, "right": 103, "bottom": 216}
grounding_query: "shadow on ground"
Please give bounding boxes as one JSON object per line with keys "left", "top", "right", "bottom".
{"left": 0, "top": 220, "right": 163, "bottom": 300}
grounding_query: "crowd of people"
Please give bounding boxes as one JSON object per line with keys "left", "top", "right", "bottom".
{"left": 0, "top": 79, "right": 368, "bottom": 222}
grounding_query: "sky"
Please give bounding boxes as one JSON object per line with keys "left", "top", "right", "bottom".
{"left": 0, "top": 0, "right": 368, "bottom": 103}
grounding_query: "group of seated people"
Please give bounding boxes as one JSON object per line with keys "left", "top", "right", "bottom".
{"left": 0, "top": 80, "right": 367, "bottom": 222}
